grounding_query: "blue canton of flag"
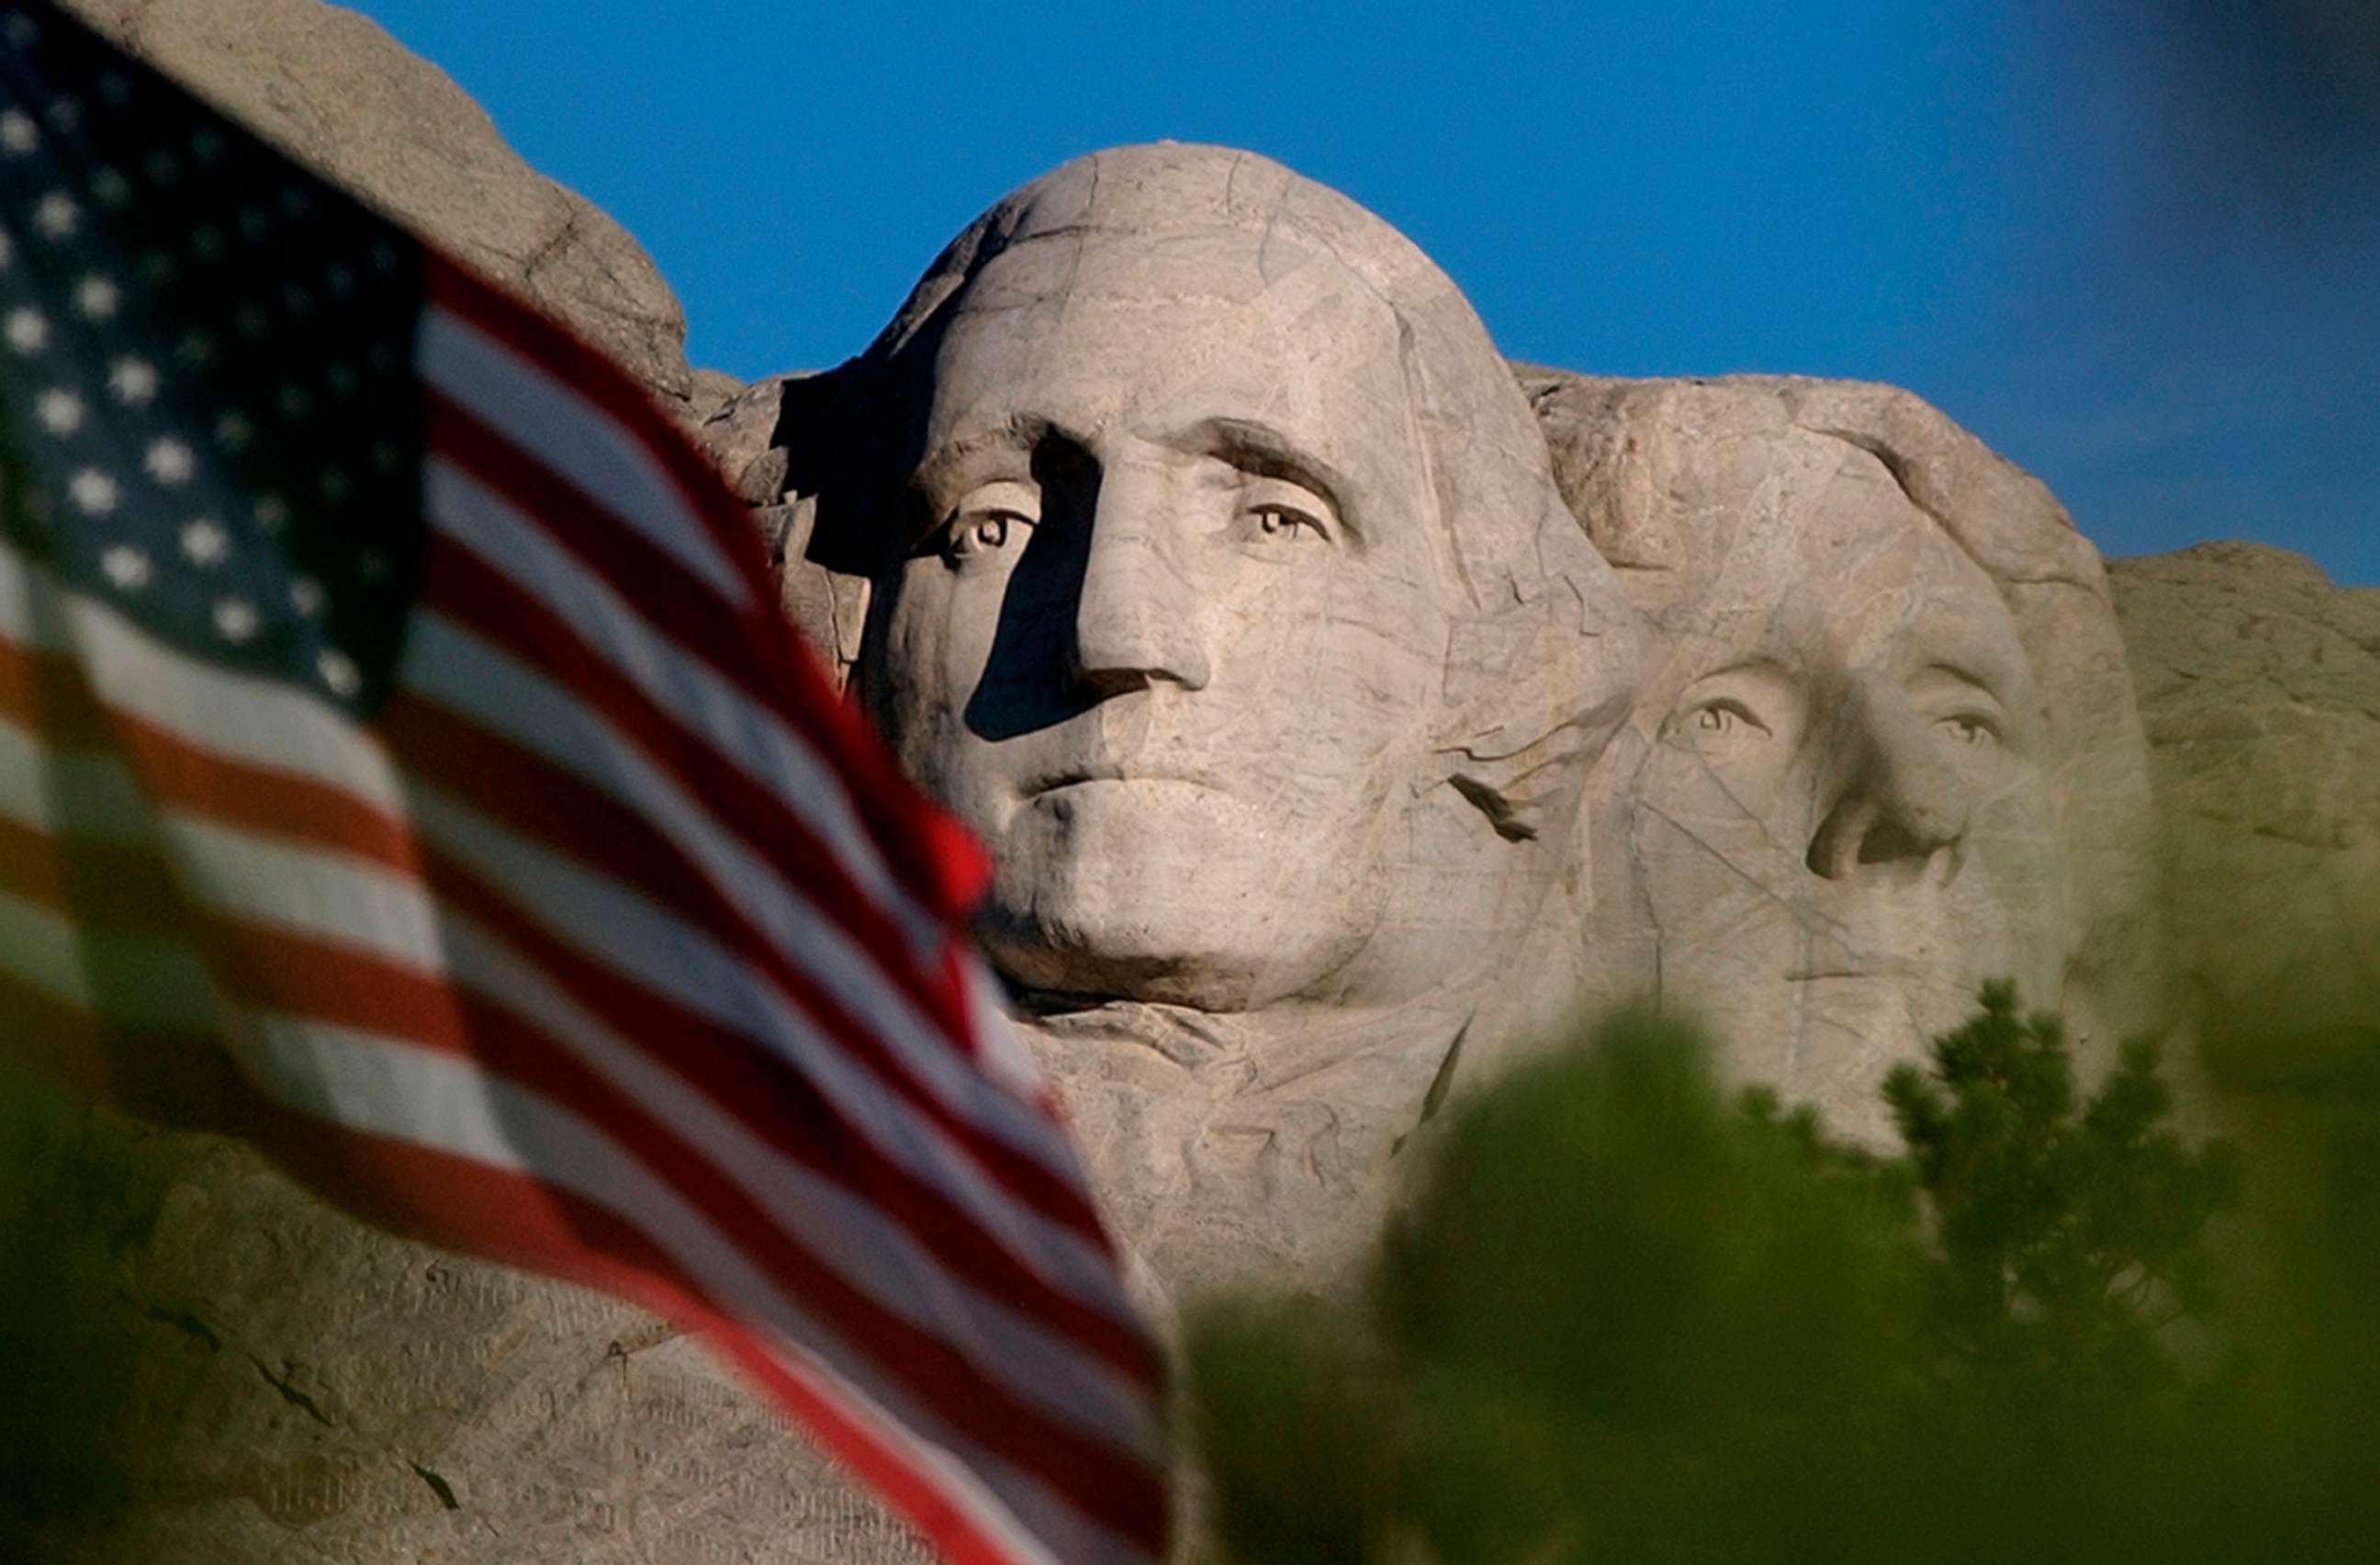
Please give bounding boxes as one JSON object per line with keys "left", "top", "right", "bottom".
{"left": 0, "top": 6, "right": 420, "bottom": 712}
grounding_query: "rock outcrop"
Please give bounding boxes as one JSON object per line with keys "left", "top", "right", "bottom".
{"left": 2109, "top": 543, "right": 2380, "bottom": 1092}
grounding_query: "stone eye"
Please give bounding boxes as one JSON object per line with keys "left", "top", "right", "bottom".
{"left": 1252, "top": 504, "right": 1320, "bottom": 538}
{"left": 1690, "top": 699, "right": 1768, "bottom": 737}
{"left": 1940, "top": 714, "right": 1998, "bottom": 747}
{"left": 941, "top": 510, "right": 1032, "bottom": 564}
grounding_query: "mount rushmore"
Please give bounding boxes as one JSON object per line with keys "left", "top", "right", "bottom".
{"left": 23, "top": 3, "right": 2380, "bottom": 1561}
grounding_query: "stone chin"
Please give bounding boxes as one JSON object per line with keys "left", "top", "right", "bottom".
{"left": 974, "top": 778, "right": 1390, "bottom": 1010}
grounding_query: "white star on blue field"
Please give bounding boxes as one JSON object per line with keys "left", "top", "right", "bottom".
{"left": 0, "top": 5, "right": 422, "bottom": 710}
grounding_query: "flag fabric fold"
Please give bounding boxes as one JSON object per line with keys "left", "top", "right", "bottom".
{"left": 0, "top": 6, "right": 1167, "bottom": 1561}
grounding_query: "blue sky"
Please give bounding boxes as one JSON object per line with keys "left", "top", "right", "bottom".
{"left": 349, "top": 0, "right": 2377, "bottom": 583}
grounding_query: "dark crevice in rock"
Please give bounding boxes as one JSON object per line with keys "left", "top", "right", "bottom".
{"left": 409, "top": 1462, "right": 462, "bottom": 1510}
{"left": 140, "top": 1301, "right": 222, "bottom": 1354}
{"left": 249, "top": 1356, "right": 333, "bottom": 1425}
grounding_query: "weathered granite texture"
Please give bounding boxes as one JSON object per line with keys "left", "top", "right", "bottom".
{"left": 60, "top": 0, "right": 704, "bottom": 418}
{"left": 2108, "top": 543, "right": 2380, "bottom": 1094}
{"left": 28, "top": 1116, "right": 930, "bottom": 1565}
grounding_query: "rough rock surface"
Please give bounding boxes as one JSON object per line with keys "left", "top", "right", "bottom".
{"left": 28, "top": 1120, "right": 930, "bottom": 1565}
{"left": 62, "top": 0, "right": 699, "bottom": 413}
{"left": 2108, "top": 543, "right": 2380, "bottom": 1091}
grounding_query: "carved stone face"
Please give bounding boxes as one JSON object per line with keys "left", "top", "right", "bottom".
{"left": 1625, "top": 431, "right": 2068, "bottom": 1142}
{"left": 860, "top": 233, "right": 1456, "bottom": 1011}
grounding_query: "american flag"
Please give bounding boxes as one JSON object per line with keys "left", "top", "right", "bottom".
{"left": 0, "top": 5, "right": 1167, "bottom": 1561}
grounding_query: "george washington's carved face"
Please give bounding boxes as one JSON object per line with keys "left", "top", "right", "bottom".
{"left": 860, "top": 232, "right": 1457, "bottom": 1011}
{"left": 840, "top": 145, "right": 1640, "bottom": 1039}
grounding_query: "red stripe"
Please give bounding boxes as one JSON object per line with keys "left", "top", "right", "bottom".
{"left": 0, "top": 948, "right": 248, "bottom": 1136}
{"left": 422, "top": 254, "right": 773, "bottom": 608}
{"left": 0, "top": 629, "right": 418, "bottom": 875}
{"left": 0, "top": 814, "right": 1162, "bottom": 1482}
{"left": 0, "top": 630, "right": 114, "bottom": 748}
{"left": 422, "top": 392, "right": 794, "bottom": 719}
{"left": 415, "top": 270, "right": 990, "bottom": 926}
{"left": 108, "top": 707, "right": 419, "bottom": 874}
{"left": 410, "top": 828, "right": 1140, "bottom": 1350}
{"left": 376, "top": 678, "right": 1112, "bottom": 1249}
{"left": 252, "top": 1116, "right": 1162, "bottom": 1562}
{"left": 214, "top": 944, "right": 1161, "bottom": 1529}
{"left": 203, "top": 873, "right": 1156, "bottom": 1383}
{"left": 1, "top": 946, "right": 1161, "bottom": 1559}
{"left": 0, "top": 570, "right": 1133, "bottom": 1338}
{"left": 407, "top": 523, "right": 940, "bottom": 1019}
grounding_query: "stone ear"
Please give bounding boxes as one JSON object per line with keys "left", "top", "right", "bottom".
{"left": 1437, "top": 586, "right": 1641, "bottom": 843}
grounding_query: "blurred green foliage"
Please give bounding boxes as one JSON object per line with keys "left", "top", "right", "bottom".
{"left": 1190, "top": 991, "right": 2380, "bottom": 1564}
{"left": 0, "top": 1071, "right": 164, "bottom": 1555}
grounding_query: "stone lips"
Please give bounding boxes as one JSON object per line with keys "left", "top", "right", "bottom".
{"left": 19, "top": 8, "right": 2376, "bottom": 1560}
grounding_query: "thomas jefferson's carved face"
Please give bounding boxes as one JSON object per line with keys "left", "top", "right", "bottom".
{"left": 860, "top": 234, "right": 1456, "bottom": 1009}
{"left": 1629, "top": 433, "right": 2066, "bottom": 1141}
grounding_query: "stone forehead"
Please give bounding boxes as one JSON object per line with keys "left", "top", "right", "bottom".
{"left": 982, "top": 143, "right": 1455, "bottom": 304}
{"left": 1538, "top": 374, "right": 2101, "bottom": 602}
{"left": 864, "top": 144, "right": 1598, "bottom": 614}
{"left": 878, "top": 145, "right": 1476, "bottom": 379}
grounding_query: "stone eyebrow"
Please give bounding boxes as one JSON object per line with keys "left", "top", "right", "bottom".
{"left": 1167, "top": 416, "right": 1356, "bottom": 538}
{"left": 1917, "top": 653, "right": 2027, "bottom": 716}
{"left": 908, "top": 416, "right": 1053, "bottom": 508}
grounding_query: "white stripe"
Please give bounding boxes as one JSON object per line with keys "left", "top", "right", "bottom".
{"left": 0, "top": 540, "right": 408, "bottom": 817}
{"left": 151, "top": 788, "right": 1156, "bottom": 1447}
{"left": 403, "top": 777, "right": 1137, "bottom": 1324}
{"left": 745, "top": 1334, "right": 1076, "bottom": 1565}
{"left": 748, "top": 1323, "right": 1156, "bottom": 1565}
{"left": 0, "top": 886, "right": 216, "bottom": 1029}
{"left": 227, "top": 1016, "right": 1151, "bottom": 1565}
{"left": 423, "top": 456, "right": 935, "bottom": 950}
{"left": 399, "top": 611, "right": 1085, "bottom": 1185}
{"left": 418, "top": 307, "right": 749, "bottom": 608}
{"left": 165, "top": 814, "right": 435, "bottom": 970}
{"left": 0, "top": 503, "right": 1156, "bottom": 1557}
{"left": 117, "top": 790, "right": 1155, "bottom": 1454}
{"left": 440, "top": 908, "right": 1161, "bottom": 1459}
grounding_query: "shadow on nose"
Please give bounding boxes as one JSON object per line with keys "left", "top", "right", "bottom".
{"left": 1804, "top": 709, "right": 1970, "bottom": 883}
{"left": 961, "top": 445, "right": 1210, "bottom": 742}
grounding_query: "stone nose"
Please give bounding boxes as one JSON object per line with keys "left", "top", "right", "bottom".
{"left": 1069, "top": 464, "right": 1213, "bottom": 697}
{"left": 1804, "top": 696, "right": 1970, "bottom": 882}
